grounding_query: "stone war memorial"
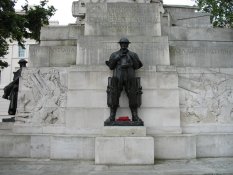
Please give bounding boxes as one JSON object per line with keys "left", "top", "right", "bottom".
{"left": 1, "top": 0, "right": 233, "bottom": 164}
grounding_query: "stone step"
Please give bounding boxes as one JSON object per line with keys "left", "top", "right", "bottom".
{"left": 1, "top": 133, "right": 232, "bottom": 160}
{"left": 0, "top": 158, "right": 233, "bottom": 175}
{"left": 1, "top": 157, "right": 233, "bottom": 175}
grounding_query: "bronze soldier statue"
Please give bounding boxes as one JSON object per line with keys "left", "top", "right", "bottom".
{"left": 2, "top": 59, "right": 27, "bottom": 121}
{"left": 105, "top": 37, "right": 143, "bottom": 126}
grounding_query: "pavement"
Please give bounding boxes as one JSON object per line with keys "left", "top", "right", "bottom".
{"left": 0, "top": 158, "right": 233, "bottom": 175}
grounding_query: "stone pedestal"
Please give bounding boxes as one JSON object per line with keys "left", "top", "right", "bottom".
{"left": 103, "top": 126, "right": 146, "bottom": 136}
{"left": 95, "top": 127, "right": 154, "bottom": 165}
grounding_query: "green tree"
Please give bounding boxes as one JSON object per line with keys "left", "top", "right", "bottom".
{"left": 194, "top": 0, "right": 233, "bottom": 28}
{"left": 0, "top": 0, "right": 56, "bottom": 68}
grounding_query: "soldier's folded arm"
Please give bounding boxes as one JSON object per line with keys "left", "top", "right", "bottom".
{"left": 106, "top": 53, "right": 120, "bottom": 70}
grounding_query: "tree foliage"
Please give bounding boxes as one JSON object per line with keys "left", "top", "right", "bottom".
{"left": 194, "top": 0, "right": 233, "bottom": 28}
{"left": 0, "top": 0, "right": 56, "bottom": 68}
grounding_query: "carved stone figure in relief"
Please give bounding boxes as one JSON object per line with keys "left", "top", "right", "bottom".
{"left": 18, "top": 69, "right": 67, "bottom": 124}
{"left": 179, "top": 72, "right": 233, "bottom": 124}
{"left": 105, "top": 37, "right": 143, "bottom": 126}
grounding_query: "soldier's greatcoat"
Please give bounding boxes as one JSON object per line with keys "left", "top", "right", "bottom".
{"left": 106, "top": 49, "right": 143, "bottom": 82}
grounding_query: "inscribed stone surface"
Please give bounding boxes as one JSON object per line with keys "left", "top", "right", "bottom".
{"left": 170, "top": 46, "right": 233, "bottom": 67}
{"left": 76, "top": 36, "right": 170, "bottom": 68}
{"left": 30, "top": 46, "right": 76, "bottom": 67}
{"left": 85, "top": 3, "right": 162, "bottom": 36}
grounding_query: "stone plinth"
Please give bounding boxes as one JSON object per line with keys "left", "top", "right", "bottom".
{"left": 95, "top": 136, "right": 154, "bottom": 165}
{"left": 103, "top": 126, "right": 146, "bottom": 136}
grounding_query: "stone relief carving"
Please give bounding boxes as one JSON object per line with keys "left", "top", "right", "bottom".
{"left": 17, "top": 68, "right": 67, "bottom": 124}
{"left": 179, "top": 70, "right": 233, "bottom": 124}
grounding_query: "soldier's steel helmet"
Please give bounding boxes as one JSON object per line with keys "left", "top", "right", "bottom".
{"left": 118, "top": 37, "right": 131, "bottom": 44}
{"left": 18, "top": 59, "right": 28, "bottom": 64}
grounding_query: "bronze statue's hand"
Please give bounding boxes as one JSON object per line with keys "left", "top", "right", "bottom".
{"left": 115, "top": 54, "right": 121, "bottom": 61}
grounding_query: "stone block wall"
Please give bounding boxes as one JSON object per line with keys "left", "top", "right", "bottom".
{"left": 76, "top": 36, "right": 170, "bottom": 69}
{"left": 168, "top": 27, "right": 233, "bottom": 68}
{"left": 16, "top": 66, "right": 181, "bottom": 135}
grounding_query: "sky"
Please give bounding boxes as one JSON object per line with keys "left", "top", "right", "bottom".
{"left": 15, "top": 0, "right": 196, "bottom": 25}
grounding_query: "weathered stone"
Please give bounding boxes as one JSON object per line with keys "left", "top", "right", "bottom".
{"left": 12, "top": 124, "right": 43, "bottom": 134}
{"left": 67, "top": 89, "right": 179, "bottom": 108}
{"left": 17, "top": 68, "right": 68, "bottom": 125}
{"left": 103, "top": 126, "right": 146, "bottom": 137}
{"left": 40, "top": 25, "right": 84, "bottom": 41}
{"left": 84, "top": 3, "right": 163, "bottom": 36}
{"left": 175, "top": 14, "right": 211, "bottom": 28}
{"left": 76, "top": 36, "right": 170, "bottom": 68}
{"left": 31, "top": 135, "right": 50, "bottom": 158}
{"left": 1, "top": 157, "right": 233, "bottom": 174}
{"left": 178, "top": 67, "right": 233, "bottom": 126}
{"left": 168, "top": 27, "right": 233, "bottom": 42}
{"left": 29, "top": 45, "right": 50, "bottom": 67}
{"left": 30, "top": 46, "right": 76, "bottom": 67}
{"left": 65, "top": 107, "right": 181, "bottom": 134}
{"left": 65, "top": 108, "right": 105, "bottom": 129}
{"left": 51, "top": 136, "right": 95, "bottom": 160}
{"left": 156, "top": 65, "right": 177, "bottom": 72}
{"left": 197, "top": 134, "right": 233, "bottom": 158}
{"left": 164, "top": 5, "right": 211, "bottom": 27}
{"left": 95, "top": 137, "right": 154, "bottom": 164}
{"left": 68, "top": 67, "right": 178, "bottom": 90}
{"left": 0, "top": 135, "right": 30, "bottom": 157}
{"left": 182, "top": 124, "right": 233, "bottom": 134}
{"left": 40, "top": 40, "right": 77, "bottom": 47}
{"left": 154, "top": 134, "right": 196, "bottom": 159}
{"left": 170, "top": 46, "right": 233, "bottom": 67}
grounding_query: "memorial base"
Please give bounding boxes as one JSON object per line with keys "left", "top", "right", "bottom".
{"left": 95, "top": 126, "right": 154, "bottom": 165}
{"left": 95, "top": 136, "right": 154, "bottom": 165}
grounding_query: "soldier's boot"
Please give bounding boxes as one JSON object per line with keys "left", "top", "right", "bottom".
{"left": 105, "top": 107, "right": 117, "bottom": 123}
{"left": 131, "top": 108, "right": 142, "bottom": 122}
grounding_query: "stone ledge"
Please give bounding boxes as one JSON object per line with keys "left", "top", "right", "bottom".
{"left": 103, "top": 126, "right": 146, "bottom": 137}
{"left": 182, "top": 124, "right": 233, "bottom": 134}
{"left": 0, "top": 133, "right": 232, "bottom": 159}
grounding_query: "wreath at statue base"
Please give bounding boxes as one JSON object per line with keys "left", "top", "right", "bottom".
{"left": 104, "top": 116, "right": 144, "bottom": 126}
